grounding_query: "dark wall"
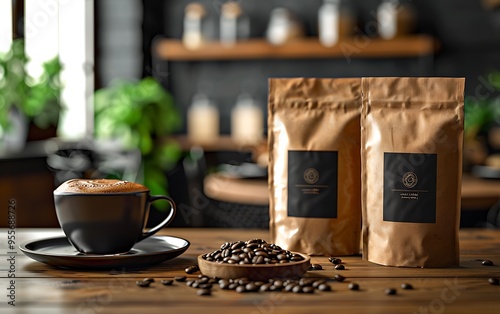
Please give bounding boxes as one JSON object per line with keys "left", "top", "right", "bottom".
{"left": 143, "top": 0, "right": 500, "bottom": 134}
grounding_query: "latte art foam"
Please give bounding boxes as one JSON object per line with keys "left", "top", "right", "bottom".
{"left": 55, "top": 179, "right": 149, "bottom": 194}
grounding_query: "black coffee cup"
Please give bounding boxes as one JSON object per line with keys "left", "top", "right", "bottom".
{"left": 53, "top": 179, "right": 176, "bottom": 255}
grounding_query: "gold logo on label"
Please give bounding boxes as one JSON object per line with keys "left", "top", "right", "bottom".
{"left": 402, "top": 172, "right": 418, "bottom": 189}
{"left": 304, "top": 168, "right": 319, "bottom": 184}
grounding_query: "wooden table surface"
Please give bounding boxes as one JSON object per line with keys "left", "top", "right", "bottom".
{"left": 2, "top": 228, "right": 500, "bottom": 313}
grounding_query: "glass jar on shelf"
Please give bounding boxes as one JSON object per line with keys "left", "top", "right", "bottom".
{"left": 187, "top": 93, "right": 219, "bottom": 144}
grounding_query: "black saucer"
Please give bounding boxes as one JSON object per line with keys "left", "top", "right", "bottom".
{"left": 19, "top": 235, "right": 190, "bottom": 270}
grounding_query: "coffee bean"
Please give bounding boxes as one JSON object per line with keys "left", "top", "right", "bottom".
{"left": 482, "top": 260, "right": 494, "bottom": 266}
{"left": 318, "top": 283, "right": 331, "bottom": 291}
{"left": 309, "top": 263, "right": 323, "bottom": 270}
{"left": 285, "top": 283, "right": 297, "bottom": 292}
{"left": 312, "top": 280, "right": 326, "bottom": 288}
{"left": 231, "top": 241, "right": 245, "bottom": 250}
{"left": 260, "top": 283, "right": 272, "bottom": 292}
{"left": 136, "top": 280, "right": 151, "bottom": 287}
{"left": 197, "top": 289, "right": 211, "bottom": 296}
{"left": 219, "top": 279, "right": 230, "bottom": 289}
{"left": 348, "top": 283, "right": 359, "bottom": 291}
{"left": 191, "top": 281, "right": 199, "bottom": 289}
{"left": 299, "top": 278, "right": 314, "bottom": 287}
{"left": 401, "top": 283, "right": 413, "bottom": 290}
{"left": 174, "top": 276, "right": 187, "bottom": 282}
{"left": 328, "top": 257, "right": 342, "bottom": 265}
{"left": 385, "top": 288, "right": 397, "bottom": 295}
{"left": 273, "top": 280, "right": 284, "bottom": 289}
{"left": 198, "top": 283, "right": 212, "bottom": 289}
{"left": 185, "top": 265, "right": 199, "bottom": 274}
{"left": 161, "top": 279, "right": 173, "bottom": 286}
{"left": 245, "top": 283, "right": 259, "bottom": 292}
{"left": 186, "top": 280, "right": 194, "bottom": 287}
{"left": 292, "top": 285, "right": 303, "bottom": 293}
{"left": 488, "top": 278, "right": 499, "bottom": 285}
{"left": 143, "top": 278, "right": 155, "bottom": 283}
{"left": 228, "top": 283, "right": 239, "bottom": 290}
{"left": 335, "top": 264, "right": 345, "bottom": 270}
{"left": 236, "top": 285, "right": 247, "bottom": 293}
{"left": 334, "top": 274, "right": 346, "bottom": 282}
{"left": 302, "top": 286, "right": 314, "bottom": 294}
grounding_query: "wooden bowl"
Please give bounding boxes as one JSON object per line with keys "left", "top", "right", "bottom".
{"left": 197, "top": 253, "right": 311, "bottom": 281}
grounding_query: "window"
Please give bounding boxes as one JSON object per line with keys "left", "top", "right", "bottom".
{"left": 2, "top": 0, "right": 94, "bottom": 140}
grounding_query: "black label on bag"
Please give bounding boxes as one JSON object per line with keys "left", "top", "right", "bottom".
{"left": 383, "top": 152, "right": 437, "bottom": 223}
{"left": 288, "top": 150, "right": 338, "bottom": 218}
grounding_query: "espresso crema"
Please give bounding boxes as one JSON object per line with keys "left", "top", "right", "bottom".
{"left": 54, "top": 179, "right": 149, "bottom": 194}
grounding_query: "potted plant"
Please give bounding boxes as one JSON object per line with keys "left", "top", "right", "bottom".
{"left": 0, "top": 39, "right": 62, "bottom": 152}
{"left": 464, "top": 71, "right": 500, "bottom": 171}
{"left": 93, "top": 77, "right": 182, "bottom": 210}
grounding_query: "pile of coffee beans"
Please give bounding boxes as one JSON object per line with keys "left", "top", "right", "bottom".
{"left": 187, "top": 275, "right": 333, "bottom": 294}
{"left": 201, "top": 239, "right": 305, "bottom": 265}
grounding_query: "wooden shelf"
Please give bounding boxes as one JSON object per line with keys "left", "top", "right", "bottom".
{"left": 170, "top": 135, "right": 266, "bottom": 152}
{"left": 154, "top": 35, "right": 438, "bottom": 61}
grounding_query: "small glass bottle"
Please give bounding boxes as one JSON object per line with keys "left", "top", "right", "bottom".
{"left": 187, "top": 93, "right": 219, "bottom": 144}
{"left": 231, "top": 93, "right": 263, "bottom": 144}
{"left": 318, "top": 0, "right": 355, "bottom": 47}
{"left": 377, "top": 0, "right": 415, "bottom": 39}
{"left": 220, "top": 1, "right": 250, "bottom": 47}
{"left": 318, "top": 0, "right": 341, "bottom": 47}
{"left": 182, "top": 2, "right": 206, "bottom": 50}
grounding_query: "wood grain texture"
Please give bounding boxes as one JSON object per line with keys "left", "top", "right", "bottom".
{"left": 4, "top": 228, "right": 500, "bottom": 313}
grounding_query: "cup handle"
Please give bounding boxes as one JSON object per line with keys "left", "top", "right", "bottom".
{"left": 139, "top": 195, "right": 177, "bottom": 242}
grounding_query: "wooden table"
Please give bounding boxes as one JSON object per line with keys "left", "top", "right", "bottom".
{"left": 2, "top": 228, "right": 500, "bottom": 313}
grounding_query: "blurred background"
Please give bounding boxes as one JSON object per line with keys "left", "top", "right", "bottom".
{"left": 1, "top": 0, "right": 500, "bottom": 229}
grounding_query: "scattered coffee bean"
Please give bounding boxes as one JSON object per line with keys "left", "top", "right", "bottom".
{"left": 202, "top": 239, "right": 305, "bottom": 265}
{"left": 136, "top": 280, "right": 151, "bottom": 287}
{"left": 312, "top": 280, "right": 326, "bottom": 288}
{"left": 348, "top": 283, "right": 359, "bottom": 291}
{"left": 482, "top": 260, "right": 494, "bottom": 266}
{"left": 186, "top": 280, "right": 194, "bottom": 287}
{"left": 197, "top": 289, "right": 211, "bottom": 296}
{"left": 260, "top": 283, "right": 272, "bottom": 291}
{"left": 488, "top": 278, "right": 499, "bottom": 286}
{"left": 174, "top": 276, "right": 187, "bottom": 282}
{"left": 292, "top": 285, "right": 303, "bottom": 293}
{"left": 334, "top": 274, "right": 346, "bottom": 282}
{"left": 143, "top": 278, "right": 155, "bottom": 283}
{"left": 335, "top": 264, "right": 345, "bottom": 270}
{"left": 185, "top": 265, "right": 200, "bottom": 274}
{"left": 198, "top": 283, "right": 213, "bottom": 290}
{"left": 236, "top": 285, "right": 247, "bottom": 293}
{"left": 309, "top": 263, "right": 323, "bottom": 270}
{"left": 245, "top": 283, "right": 259, "bottom": 292}
{"left": 161, "top": 279, "right": 173, "bottom": 286}
{"left": 318, "top": 283, "right": 332, "bottom": 291}
{"left": 328, "top": 257, "right": 342, "bottom": 265}
{"left": 385, "top": 288, "right": 397, "bottom": 295}
{"left": 302, "top": 286, "right": 314, "bottom": 294}
{"left": 299, "top": 278, "right": 315, "bottom": 287}
{"left": 401, "top": 283, "right": 413, "bottom": 290}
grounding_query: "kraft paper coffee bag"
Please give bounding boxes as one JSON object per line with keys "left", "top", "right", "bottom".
{"left": 361, "top": 77, "right": 465, "bottom": 267}
{"left": 268, "top": 78, "right": 361, "bottom": 256}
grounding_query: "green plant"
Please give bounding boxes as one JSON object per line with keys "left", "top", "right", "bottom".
{"left": 464, "top": 71, "right": 500, "bottom": 140}
{"left": 0, "top": 38, "right": 62, "bottom": 133}
{"left": 94, "top": 77, "right": 182, "bottom": 208}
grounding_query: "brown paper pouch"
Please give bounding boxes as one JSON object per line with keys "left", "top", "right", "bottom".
{"left": 361, "top": 77, "right": 465, "bottom": 267}
{"left": 268, "top": 78, "right": 361, "bottom": 256}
